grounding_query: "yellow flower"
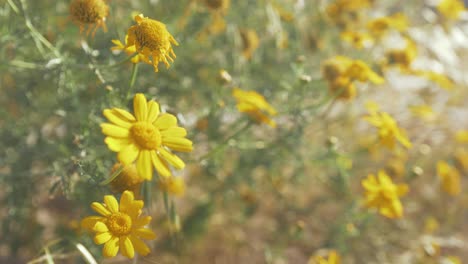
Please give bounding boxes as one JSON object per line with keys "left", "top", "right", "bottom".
{"left": 328, "top": 76, "right": 356, "bottom": 100}
{"left": 364, "top": 107, "right": 412, "bottom": 150}
{"left": 437, "top": 160, "right": 461, "bottom": 196}
{"left": 111, "top": 35, "right": 151, "bottom": 65}
{"left": 362, "top": 170, "right": 408, "bottom": 218}
{"left": 81, "top": 191, "right": 156, "bottom": 258}
{"left": 385, "top": 40, "right": 418, "bottom": 71}
{"left": 455, "top": 130, "right": 468, "bottom": 143}
{"left": 344, "top": 60, "right": 384, "bottom": 84}
{"left": 232, "top": 88, "right": 277, "bottom": 127}
{"left": 321, "top": 56, "right": 353, "bottom": 81}
{"left": 240, "top": 29, "right": 260, "bottom": 60}
{"left": 437, "top": 0, "right": 466, "bottom": 20}
{"left": 69, "top": 0, "right": 109, "bottom": 36}
{"left": 109, "top": 163, "right": 144, "bottom": 194}
{"left": 126, "top": 14, "right": 179, "bottom": 72}
{"left": 340, "top": 31, "right": 373, "bottom": 49}
{"left": 309, "top": 250, "right": 340, "bottom": 264}
{"left": 367, "top": 13, "right": 408, "bottom": 37}
{"left": 157, "top": 177, "right": 186, "bottom": 196}
{"left": 413, "top": 70, "right": 454, "bottom": 90}
{"left": 101, "top": 93, "right": 193, "bottom": 180}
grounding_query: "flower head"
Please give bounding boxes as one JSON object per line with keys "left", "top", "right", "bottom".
{"left": 81, "top": 191, "right": 156, "bottom": 258}
{"left": 437, "top": 160, "right": 461, "bottom": 196}
{"left": 126, "top": 14, "right": 178, "bottom": 72}
{"left": 69, "top": 0, "right": 109, "bottom": 36}
{"left": 362, "top": 170, "right": 408, "bottom": 218}
{"left": 101, "top": 93, "right": 193, "bottom": 180}
{"left": 344, "top": 60, "right": 384, "bottom": 84}
{"left": 232, "top": 88, "right": 277, "bottom": 127}
{"left": 157, "top": 176, "right": 186, "bottom": 196}
{"left": 111, "top": 35, "right": 151, "bottom": 65}
{"left": 109, "top": 163, "right": 144, "bottom": 194}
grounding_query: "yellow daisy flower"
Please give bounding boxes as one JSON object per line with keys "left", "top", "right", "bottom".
{"left": 437, "top": 160, "right": 461, "bottom": 196}
{"left": 126, "top": 14, "right": 179, "bottom": 72}
{"left": 111, "top": 35, "right": 151, "bottom": 65}
{"left": 157, "top": 176, "right": 186, "bottom": 196}
{"left": 362, "top": 170, "right": 408, "bottom": 218}
{"left": 232, "top": 87, "right": 277, "bottom": 127}
{"left": 309, "top": 250, "right": 340, "bottom": 264}
{"left": 69, "top": 0, "right": 109, "bottom": 36}
{"left": 101, "top": 93, "right": 193, "bottom": 179}
{"left": 81, "top": 191, "right": 156, "bottom": 258}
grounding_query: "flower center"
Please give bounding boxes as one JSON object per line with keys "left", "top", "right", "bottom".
{"left": 70, "top": 0, "right": 108, "bottom": 24}
{"left": 135, "top": 19, "right": 170, "bottom": 51}
{"left": 130, "top": 122, "right": 161, "bottom": 150}
{"left": 107, "top": 212, "right": 132, "bottom": 236}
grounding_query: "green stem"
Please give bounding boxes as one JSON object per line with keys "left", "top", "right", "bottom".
{"left": 127, "top": 63, "right": 139, "bottom": 99}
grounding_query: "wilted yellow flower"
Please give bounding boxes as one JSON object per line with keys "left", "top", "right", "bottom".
{"left": 81, "top": 191, "right": 156, "bottom": 258}
{"left": 158, "top": 177, "right": 186, "bottom": 196}
{"left": 409, "top": 105, "right": 436, "bottom": 121}
{"left": 111, "top": 35, "right": 151, "bottom": 65}
{"left": 101, "top": 93, "right": 193, "bottom": 180}
{"left": 126, "top": 14, "right": 178, "bottom": 72}
{"left": 364, "top": 106, "right": 412, "bottom": 150}
{"left": 437, "top": 0, "right": 466, "bottom": 20}
{"left": 455, "top": 130, "right": 468, "bottom": 143}
{"left": 454, "top": 148, "right": 468, "bottom": 172}
{"left": 109, "top": 163, "right": 144, "bottom": 194}
{"left": 309, "top": 250, "right": 340, "bottom": 264}
{"left": 340, "top": 31, "right": 373, "bottom": 49}
{"left": 362, "top": 170, "right": 408, "bottom": 218}
{"left": 240, "top": 29, "right": 260, "bottom": 60}
{"left": 232, "top": 88, "right": 277, "bottom": 127}
{"left": 69, "top": 0, "right": 109, "bottom": 36}
{"left": 367, "top": 13, "right": 408, "bottom": 37}
{"left": 344, "top": 60, "right": 384, "bottom": 84}
{"left": 437, "top": 160, "right": 461, "bottom": 196}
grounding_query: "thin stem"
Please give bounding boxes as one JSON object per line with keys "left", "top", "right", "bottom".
{"left": 127, "top": 63, "right": 139, "bottom": 99}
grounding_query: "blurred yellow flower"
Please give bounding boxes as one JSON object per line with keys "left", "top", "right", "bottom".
{"left": 362, "top": 170, "right": 408, "bottom": 218}
{"left": 413, "top": 70, "right": 454, "bottom": 90}
{"left": 81, "top": 191, "right": 156, "bottom": 258}
{"left": 409, "top": 104, "right": 436, "bottom": 121}
{"left": 232, "top": 88, "right": 277, "bottom": 127}
{"left": 111, "top": 35, "right": 151, "bottom": 65}
{"left": 126, "top": 14, "right": 178, "bottom": 72}
{"left": 109, "top": 163, "right": 144, "bottom": 194}
{"left": 364, "top": 107, "right": 412, "bottom": 150}
{"left": 385, "top": 40, "right": 417, "bottom": 71}
{"left": 101, "top": 93, "right": 193, "bottom": 179}
{"left": 158, "top": 177, "right": 186, "bottom": 196}
{"left": 437, "top": 160, "right": 461, "bottom": 196}
{"left": 340, "top": 31, "right": 373, "bottom": 49}
{"left": 367, "top": 13, "right": 408, "bottom": 37}
{"left": 329, "top": 76, "right": 356, "bottom": 100}
{"left": 437, "top": 0, "right": 466, "bottom": 20}
{"left": 69, "top": 0, "right": 109, "bottom": 36}
{"left": 454, "top": 148, "right": 468, "bottom": 172}
{"left": 455, "top": 130, "right": 468, "bottom": 143}
{"left": 322, "top": 56, "right": 353, "bottom": 82}
{"left": 240, "top": 29, "right": 260, "bottom": 60}
{"left": 309, "top": 250, "right": 340, "bottom": 264}
{"left": 344, "top": 60, "right": 385, "bottom": 84}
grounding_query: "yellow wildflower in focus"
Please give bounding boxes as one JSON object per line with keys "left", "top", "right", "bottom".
{"left": 362, "top": 170, "right": 408, "bottom": 218}
{"left": 437, "top": 0, "right": 466, "bottom": 20}
{"left": 101, "top": 93, "right": 193, "bottom": 180}
{"left": 232, "top": 88, "right": 277, "bottom": 127}
{"left": 240, "top": 29, "right": 260, "bottom": 60}
{"left": 69, "top": 0, "right": 109, "bottom": 36}
{"left": 80, "top": 191, "right": 156, "bottom": 258}
{"left": 309, "top": 250, "right": 340, "bottom": 264}
{"left": 158, "top": 177, "right": 186, "bottom": 196}
{"left": 109, "top": 163, "right": 144, "bottom": 194}
{"left": 437, "top": 160, "right": 461, "bottom": 196}
{"left": 111, "top": 35, "right": 151, "bottom": 65}
{"left": 126, "top": 14, "right": 179, "bottom": 72}
{"left": 367, "top": 13, "right": 408, "bottom": 37}
{"left": 454, "top": 148, "right": 468, "bottom": 172}
{"left": 455, "top": 130, "right": 468, "bottom": 143}
{"left": 345, "top": 60, "right": 384, "bottom": 84}
{"left": 340, "top": 31, "right": 373, "bottom": 49}
{"left": 409, "top": 104, "right": 436, "bottom": 121}
{"left": 364, "top": 106, "right": 412, "bottom": 150}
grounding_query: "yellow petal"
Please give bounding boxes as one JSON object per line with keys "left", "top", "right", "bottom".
{"left": 119, "top": 190, "right": 135, "bottom": 215}
{"left": 81, "top": 216, "right": 104, "bottom": 231}
{"left": 158, "top": 148, "right": 185, "bottom": 169}
{"left": 154, "top": 113, "right": 177, "bottom": 129}
{"left": 101, "top": 123, "right": 130, "bottom": 138}
{"left": 134, "top": 93, "right": 148, "bottom": 122}
{"left": 120, "top": 236, "right": 135, "bottom": 259}
{"left": 133, "top": 216, "right": 152, "bottom": 228}
{"left": 103, "top": 109, "right": 133, "bottom": 129}
{"left": 151, "top": 151, "right": 171, "bottom": 178}
{"left": 94, "top": 232, "right": 112, "bottom": 245}
{"left": 129, "top": 235, "right": 151, "bottom": 256}
{"left": 93, "top": 222, "right": 109, "bottom": 233}
{"left": 112, "top": 108, "right": 136, "bottom": 122}
{"left": 91, "top": 202, "right": 111, "bottom": 216}
{"left": 161, "top": 127, "right": 187, "bottom": 137}
{"left": 137, "top": 150, "right": 153, "bottom": 180}
{"left": 104, "top": 137, "right": 131, "bottom": 152}
{"left": 104, "top": 195, "right": 119, "bottom": 213}
{"left": 118, "top": 144, "right": 140, "bottom": 165}
{"left": 146, "top": 101, "right": 160, "bottom": 123}
{"left": 134, "top": 228, "right": 156, "bottom": 240}
{"left": 163, "top": 137, "right": 193, "bottom": 152}
{"left": 103, "top": 236, "right": 119, "bottom": 258}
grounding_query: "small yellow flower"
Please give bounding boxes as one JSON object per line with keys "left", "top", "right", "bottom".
{"left": 69, "top": 0, "right": 109, "bottom": 36}
{"left": 344, "top": 60, "right": 384, "bottom": 84}
{"left": 455, "top": 130, "right": 468, "bottom": 143}
{"left": 240, "top": 29, "right": 260, "bottom": 60}
{"left": 437, "top": 160, "right": 461, "bottom": 196}
{"left": 364, "top": 106, "right": 412, "bottom": 150}
{"left": 437, "top": 0, "right": 466, "bottom": 20}
{"left": 126, "top": 14, "right": 179, "bottom": 72}
{"left": 321, "top": 56, "right": 353, "bottom": 81}
{"left": 362, "top": 170, "right": 408, "bottom": 218}
{"left": 157, "top": 177, "right": 186, "bottom": 196}
{"left": 367, "top": 13, "right": 408, "bottom": 37}
{"left": 385, "top": 40, "right": 418, "bottom": 71}
{"left": 309, "top": 250, "right": 341, "bottom": 264}
{"left": 232, "top": 88, "right": 277, "bottom": 127}
{"left": 111, "top": 35, "right": 151, "bottom": 65}
{"left": 81, "top": 191, "right": 156, "bottom": 258}
{"left": 340, "top": 31, "right": 373, "bottom": 49}
{"left": 109, "top": 163, "right": 144, "bottom": 194}
{"left": 101, "top": 93, "right": 193, "bottom": 180}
